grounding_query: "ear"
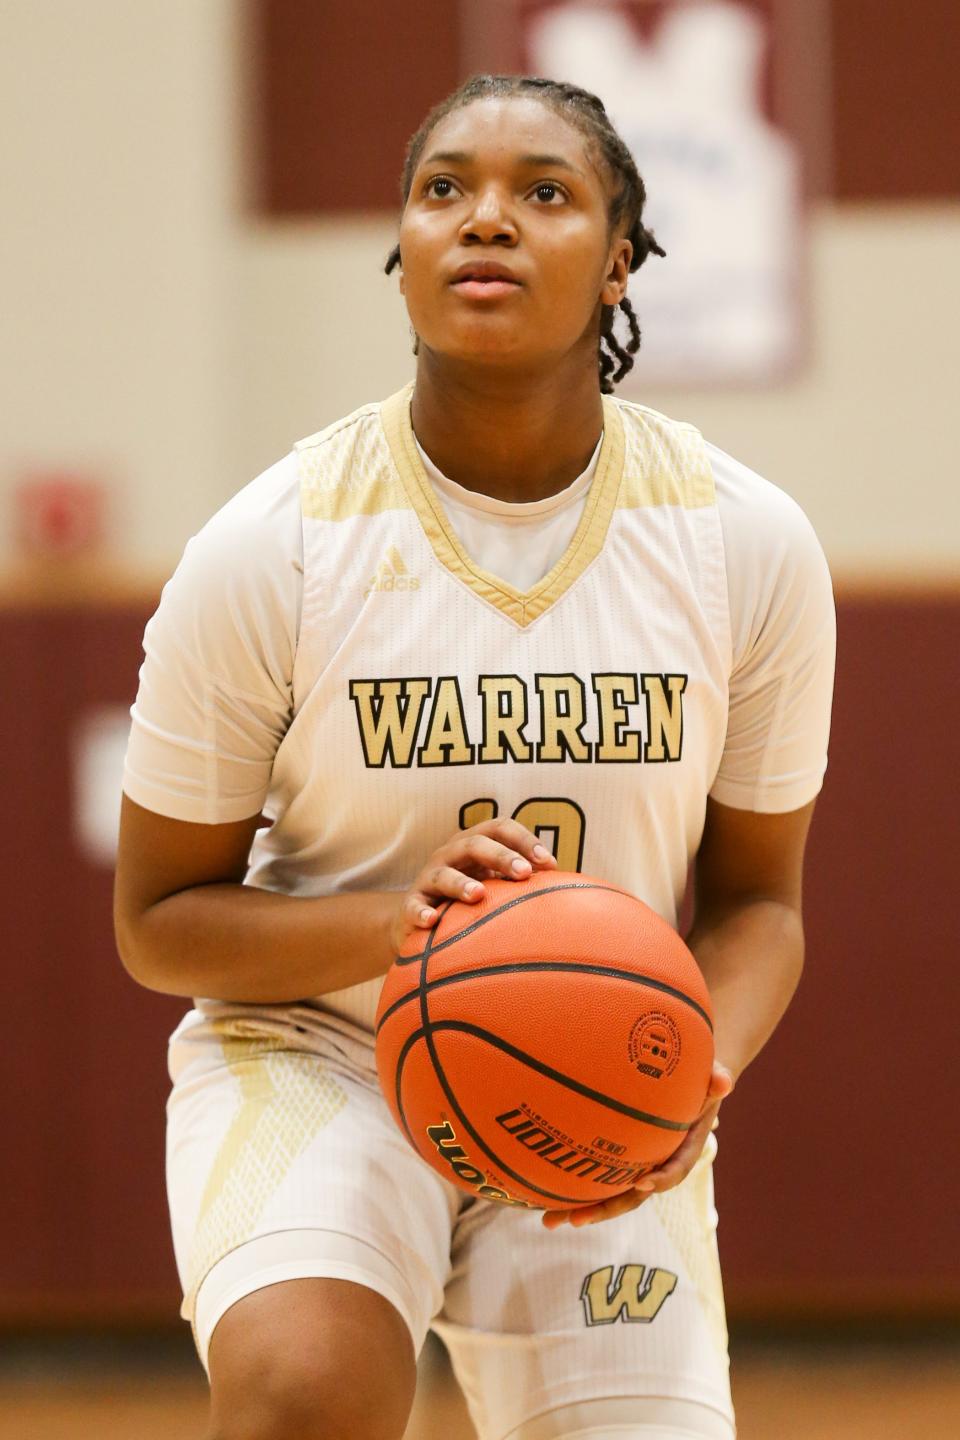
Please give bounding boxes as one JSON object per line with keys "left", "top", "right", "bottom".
{"left": 601, "top": 237, "right": 632, "bottom": 307}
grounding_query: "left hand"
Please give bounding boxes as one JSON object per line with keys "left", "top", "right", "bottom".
{"left": 542, "top": 1062, "right": 735, "bottom": 1230}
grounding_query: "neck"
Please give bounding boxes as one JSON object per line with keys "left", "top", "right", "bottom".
{"left": 409, "top": 355, "right": 606, "bottom": 503}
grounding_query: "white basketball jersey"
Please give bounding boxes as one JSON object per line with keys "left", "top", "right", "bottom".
{"left": 236, "top": 380, "right": 731, "bottom": 1034}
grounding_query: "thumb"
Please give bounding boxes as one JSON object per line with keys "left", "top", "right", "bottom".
{"left": 708, "top": 1062, "right": 735, "bottom": 1101}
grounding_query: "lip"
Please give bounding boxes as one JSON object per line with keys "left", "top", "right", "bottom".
{"left": 452, "top": 279, "right": 523, "bottom": 300}
{"left": 450, "top": 260, "right": 523, "bottom": 285}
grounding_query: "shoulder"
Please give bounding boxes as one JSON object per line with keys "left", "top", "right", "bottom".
{"left": 171, "top": 451, "right": 301, "bottom": 599}
{"left": 159, "top": 392, "right": 389, "bottom": 646}
{"left": 703, "top": 441, "right": 834, "bottom": 670}
{"left": 150, "top": 452, "right": 303, "bottom": 674}
{"left": 706, "top": 440, "right": 828, "bottom": 574}
{"left": 188, "top": 450, "right": 301, "bottom": 559}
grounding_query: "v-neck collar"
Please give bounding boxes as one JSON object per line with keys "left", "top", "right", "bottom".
{"left": 379, "top": 380, "right": 626, "bottom": 629}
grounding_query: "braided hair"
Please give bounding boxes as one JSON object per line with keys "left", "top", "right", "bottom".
{"left": 383, "top": 74, "right": 665, "bottom": 394}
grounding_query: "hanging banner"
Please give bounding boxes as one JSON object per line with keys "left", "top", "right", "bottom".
{"left": 464, "top": 0, "right": 805, "bottom": 387}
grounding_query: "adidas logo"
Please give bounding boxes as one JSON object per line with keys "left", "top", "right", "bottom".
{"left": 364, "top": 545, "right": 421, "bottom": 595}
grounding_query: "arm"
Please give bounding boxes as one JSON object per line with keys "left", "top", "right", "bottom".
{"left": 543, "top": 795, "right": 815, "bottom": 1229}
{"left": 686, "top": 794, "right": 813, "bottom": 1082}
{"left": 113, "top": 795, "right": 401, "bottom": 1000}
{"left": 114, "top": 795, "right": 556, "bottom": 1001}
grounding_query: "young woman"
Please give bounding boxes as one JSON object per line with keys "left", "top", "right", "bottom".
{"left": 115, "top": 74, "right": 835, "bottom": 1440}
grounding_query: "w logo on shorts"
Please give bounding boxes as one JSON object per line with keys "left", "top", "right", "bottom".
{"left": 580, "top": 1264, "right": 678, "bottom": 1325}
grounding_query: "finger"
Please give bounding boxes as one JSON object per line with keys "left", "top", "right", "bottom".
{"left": 694, "top": 1090, "right": 725, "bottom": 1126}
{"left": 397, "top": 895, "right": 445, "bottom": 941}
{"left": 693, "top": 1094, "right": 725, "bottom": 1128}
{"left": 639, "top": 1117, "right": 712, "bottom": 1193}
{"left": 569, "top": 1190, "right": 649, "bottom": 1226}
{"left": 471, "top": 818, "right": 559, "bottom": 867}
{"left": 544, "top": 1185, "right": 652, "bottom": 1230}
{"left": 639, "top": 1155, "right": 692, "bottom": 1193}
{"left": 391, "top": 895, "right": 440, "bottom": 954}
{"left": 444, "top": 833, "right": 537, "bottom": 882}
{"left": 411, "top": 865, "right": 487, "bottom": 910}
{"left": 707, "top": 1064, "right": 735, "bottom": 1101}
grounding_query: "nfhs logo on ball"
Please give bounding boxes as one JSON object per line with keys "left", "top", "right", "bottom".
{"left": 629, "top": 1013, "right": 682, "bottom": 1081}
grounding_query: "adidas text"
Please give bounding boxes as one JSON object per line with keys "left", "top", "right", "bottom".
{"left": 364, "top": 573, "right": 420, "bottom": 595}
{"left": 365, "top": 545, "right": 421, "bottom": 595}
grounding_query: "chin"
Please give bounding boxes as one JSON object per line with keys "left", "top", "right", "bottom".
{"left": 423, "top": 333, "right": 532, "bottom": 365}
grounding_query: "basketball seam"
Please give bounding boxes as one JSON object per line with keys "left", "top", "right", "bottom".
{"left": 427, "top": 1020, "right": 694, "bottom": 1131}
{"left": 393, "top": 1021, "right": 591, "bottom": 1206}
{"left": 414, "top": 902, "right": 592, "bottom": 1206}
{"left": 392, "top": 882, "right": 627, "bottom": 964}
{"left": 376, "top": 960, "right": 713, "bottom": 1035}
{"left": 393, "top": 1028, "right": 423, "bottom": 1149}
{"left": 395, "top": 909, "right": 448, "bottom": 1156}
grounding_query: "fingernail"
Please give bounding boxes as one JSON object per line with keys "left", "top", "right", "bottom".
{"left": 464, "top": 881, "right": 480, "bottom": 896}
{"left": 420, "top": 908, "right": 434, "bottom": 923}
{"left": 533, "top": 844, "right": 551, "bottom": 861}
{"left": 636, "top": 1180, "right": 655, "bottom": 1192}
{"left": 512, "top": 857, "right": 531, "bottom": 873}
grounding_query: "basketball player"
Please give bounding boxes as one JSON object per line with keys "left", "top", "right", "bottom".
{"left": 114, "top": 76, "right": 835, "bottom": 1440}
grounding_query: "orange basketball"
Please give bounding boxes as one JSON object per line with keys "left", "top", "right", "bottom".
{"left": 375, "top": 870, "right": 713, "bottom": 1211}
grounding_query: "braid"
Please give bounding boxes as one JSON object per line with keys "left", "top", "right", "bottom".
{"left": 383, "top": 73, "right": 665, "bottom": 392}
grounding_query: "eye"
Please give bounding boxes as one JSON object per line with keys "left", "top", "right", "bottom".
{"left": 424, "top": 176, "right": 459, "bottom": 200}
{"left": 532, "top": 182, "right": 567, "bottom": 204}
{"left": 422, "top": 177, "right": 569, "bottom": 204}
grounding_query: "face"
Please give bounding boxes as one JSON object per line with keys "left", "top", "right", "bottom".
{"left": 397, "top": 97, "right": 632, "bottom": 373}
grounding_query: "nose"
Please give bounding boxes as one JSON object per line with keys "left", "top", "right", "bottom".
{"left": 460, "top": 185, "right": 518, "bottom": 245}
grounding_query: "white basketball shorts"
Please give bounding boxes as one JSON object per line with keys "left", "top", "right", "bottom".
{"left": 165, "top": 1008, "right": 734, "bottom": 1440}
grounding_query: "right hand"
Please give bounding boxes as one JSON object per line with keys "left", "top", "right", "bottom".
{"left": 389, "top": 819, "right": 558, "bottom": 953}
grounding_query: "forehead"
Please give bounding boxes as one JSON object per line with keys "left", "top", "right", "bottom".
{"left": 421, "top": 95, "right": 602, "bottom": 186}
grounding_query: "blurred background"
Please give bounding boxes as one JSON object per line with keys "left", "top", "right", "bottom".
{"left": 1, "top": 2, "right": 957, "bottom": 1436}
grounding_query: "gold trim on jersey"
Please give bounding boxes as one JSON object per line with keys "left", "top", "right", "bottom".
{"left": 297, "top": 400, "right": 410, "bottom": 522}
{"left": 379, "top": 381, "right": 627, "bottom": 628}
{"left": 180, "top": 1030, "right": 347, "bottom": 1335}
{"left": 294, "top": 388, "right": 713, "bottom": 540}
{"left": 614, "top": 399, "right": 715, "bottom": 511}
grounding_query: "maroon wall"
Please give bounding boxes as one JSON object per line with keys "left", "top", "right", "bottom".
{"left": 833, "top": 0, "right": 960, "bottom": 200}
{"left": 2, "top": 590, "right": 957, "bottom": 1324}
{"left": 1, "top": 602, "right": 184, "bottom": 1322}
{"left": 252, "top": 0, "right": 960, "bottom": 213}
{"left": 252, "top": 0, "right": 460, "bottom": 215}
{"left": 716, "top": 593, "right": 960, "bottom": 1316}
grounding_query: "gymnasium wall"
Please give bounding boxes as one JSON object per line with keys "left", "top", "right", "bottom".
{"left": 1, "top": 0, "right": 958, "bottom": 577}
{"left": 1, "top": 0, "right": 957, "bottom": 1325}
